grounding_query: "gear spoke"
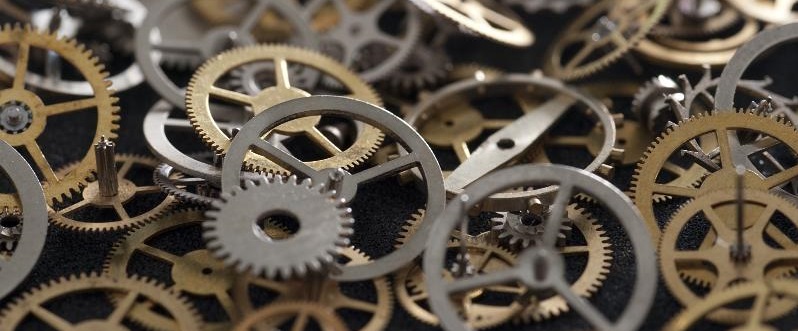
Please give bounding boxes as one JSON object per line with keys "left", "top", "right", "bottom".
{"left": 117, "top": 160, "right": 134, "bottom": 177}
{"left": 251, "top": 139, "right": 319, "bottom": 177}
{"left": 240, "top": 0, "right": 270, "bottom": 32}
{"left": 30, "top": 305, "right": 74, "bottom": 330}
{"left": 765, "top": 224, "right": 797, "bottom": 249}
{"left": 41, "top": 97, "right": 99, "bottom": 117}
{"left": 306, "top": 127, "right": 343, "bottom": 155}
{"left": 351, "top": 153, "right": 419, "bottom": 185}
{"left": 565, "top": 41, "right": 600, "bottom": 71}
{"left": 135, "top": 185, "right": 162, "bottom": 195}
{"left": 337, "top": 295, "right": 379, "bottom": 312}
{"left": 13, "top": 41, "right": 29, "bottom": 90}
{"left": 24, "top": 142, "right": 58, "bottom": 184}
{"left": 546, "top": 135, "right": 590, "bottom": 146}
{"left": 543, "top": 184, "right": 573, "bottom": 248}
{"left": 561, "top": 244, "right": 590, "bottom": 254}
{"left": 445, "top": 268, "right": 518, "bottom": 294}
{"left": 209, "top": 86, "right": 253, "bottom": 106}
{"left": 58, "top": 199, "right": 90, "bottom": 215}
{"left": 108, "top": 290, "right": 138, "bottom": 324}
{"left": 482, "top": 119, "right": 513, "bottom": 129}
{"left": 452, "top": 140, "right": 471, "bottom": 163}
{"left": 215, "top": 290, "right": 240, "bottom": 321}
{"left": 651, "top": 183, "right": 699, "bottom": 198}
{"left": 135, "top": 243, "right": 181, "bottom": 265}
{"left": 552, "top": 278, "right": 612, "bottom": 330}
{"left": 715, "top": 129, "right": 733, "bottom": 168}
{"left": 249, "top": 277, "right": 292, "bottom": 294}
{"left": 764, "top": 165, "right": 798, "bottom": 189}
{"left": 273, "top": 57, "right": 292, "bottom": 89}
{"left": 291, "top": 311, "right": 310, "bottom": 331}
{"left": 112, "top": 201, "right": 130, "bottom": 220}
{"left": 153, "top": 40, "right": 202, "bottom": 55}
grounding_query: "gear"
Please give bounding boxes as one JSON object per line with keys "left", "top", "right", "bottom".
{"left": 725, "top": 0, "right": 798, "bottom": 24}
{"left": 185, "top": 44, "right": 384, "bottom": 175}
{"left": 631, "top": 110, "right": 798, "bottom": 242}
{"left": 232, "top": 301, "right": 348, "bottom": 331}
{"left": 205, "top": 175, "right": 354, "bottom": 279}
{"left": 502, "top": 0, "right": 593, "bottom": 13}
{"left": 651, "top": 0, "right": 740, "bottom": 37}
{"left": 0, "top": 24, "right": 119, "bottom": 205}
{"left": 394, "top": 234, "right": 521, "bottom": 329}
{"left": 659, "top": 189, "right": 798, "bottom": 324}
{"left": 664, "top": 279, "right": 798, "bottom": 330}
{"left": 153, "top": 163, "right": 218, "bottom": 206}
{"left": 383, "top": 44, "right": 451, "bottom": 94}
{"left": 105, "top": 209, "right": 250, "bottom": 330}
{"left": 48, "top": 154, "right": 177, "bottom": 232}
{"left": 544, "top": 0, "right": 671, "bottom": 80}
{"left": 491, "top": 203, "right": 580, "bottom": 248}
{"left": 0, "top": 273, "right": 203, "bottom": 330}
{"left": 631, "top": 75, "right": 680, "bottom": 130}
{"left": 0, "top": 206, "right": 21, "bottom": 252}
{"left": 408, "top": 0, "right": 534, "bottom": 47}
{"left": 232, "top": 247, "right": 393, "bottom": 331}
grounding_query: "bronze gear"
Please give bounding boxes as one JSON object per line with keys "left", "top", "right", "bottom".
{"left": 232, "top": 301, "right": 348, "bottom": 331}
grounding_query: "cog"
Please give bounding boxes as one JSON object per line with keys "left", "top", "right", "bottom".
{"left": 48, "top": 154, "right": 177, "bottom": 232}
{"left": 491, "top": 203, "right": 580, "bottom": 249}
{"left": 0, "top": 206, "right": 21, "bottom": 252}
{"left": 153, "top": 163, "right": 218, "bottom": 206}
{"left": 232, "top": 301, "right": 348, "bottom": 331}
{"left": 0, "top": 24, "right": 119, "bottom": 204}
{"left": 383, "top": 45, "right": 451, "bottom": 95}
{"left": 0, "top": 273, "right": 203, "bottom": 330}
{"left": 185, "top": 44, "right": 384, "bottom": 175}
{"left": 204, "top": 175, "right": 354, "bottom": 279}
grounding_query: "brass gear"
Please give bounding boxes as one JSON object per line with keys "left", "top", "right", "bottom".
{"left": 104, "top": 209, "right": 242, "bottom": 331}
{"left": 186, "top": 44, "right": 384, "bottom": 175}
{"left": 659, "top": 189, "right": 798, "bottom": 324}
{"left": 0, "top": 273, "right": 203, "bottom": 330}
{"left": 664, "top": 279, "right": 798, "bottom": 330}
{"left": 543, "top": 0, "right": 671, "bottom": 80}
{"left": 631, "top": 110, "right": 798, "bottom": 242}
{"left": 48, "top": 154, "right": 177, "bottom": 232}
{"left": 231, "top": 247, "right": 393, "bottom": 331}
{"left": 394, "top": 234, "right": 521, "bottom": 329}
{"left": 232, "top": 301, "right": 348, "bottom": 331}
{"left": 0, "top": 24, "right": 119, "bottom": 204}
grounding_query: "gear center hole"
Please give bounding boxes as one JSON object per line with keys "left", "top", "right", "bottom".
{"left": 256, "top": 212, "right": 300, "bottom": 241}
{"left": 201, "top": 267, "right": 213, "bottom": 275}
{"left": 520, "top": 213, "right": 542, "bottom": 227}
{"left": 0, "top": 215, "right": 21, "bottom": 228}
{"left": 497, "top": 138, "right": 515, "bottom": 150}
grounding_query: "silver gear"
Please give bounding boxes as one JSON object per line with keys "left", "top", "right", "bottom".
{"left": 383, "top": 44, "right": 451, "bottom": 94}
{"left": 502, "top": 0, "right": 593, "bottom": 13}
{"left": 204, "top": 175, "right": 354, "bottom": 279}
{"left": 0, "top": 206, "right": 22, "bottom": 251}
{"left": 302, "top": 0, "right": 422, "bottom": 83}
{"left": 153, "top": 163, "right": 218, "bottom": 205}
{"left": 631, "top": 75, "right": 680, "bottom": 131}
{"left": 491, "top": 203, "right": 578, "bottom": 248}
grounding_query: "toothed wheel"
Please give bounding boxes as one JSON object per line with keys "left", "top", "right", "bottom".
{"left": 0, "top": 273, "right": 203, "bottom": 330}
{"left": 204, "top": 175, "right": 354, "bottom": 279}
{"left": 383, "top": 44, "right": 451, "bottom": 94}
{"left": 0, "top": 206, "right": 22, "bottom": 252}
{"left": 491, "top": 203, "right": 582, "bottom": 249}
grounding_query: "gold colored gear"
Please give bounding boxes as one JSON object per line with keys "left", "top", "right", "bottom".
{"left": 631, "top": 110, "right": 798, "bottom": 242}
{"left": 104, "top": 209, "right": 243, "bottom": 331}
{"left": 664, "top": 279, "right": 798, "bottom": 331}
{"left": 186, "top": 44, "right": 384, "bottom": 175}
{"left": 659, "top": 189, "right": 798, "bottom": 324}
{"left": 232, "top": 301, "right": 348, "bottom": 331}
{"left": 394, "top": 234, "right": 522, "bottom": 329}
{"left": 0, "top": 273, "right": 203, "bottom": 330}
{"left": 48, "top": 154, "right": 177, "bottom": 232}
{"left": 395, "top": 209, "right": 425, "bottom": 248}
{"left": 0, "top": 24, "right": 119, "bottom": 204}
{"left": 231, "top": 247, "right": 393, "bottom": 331}
{"left": 544, "top": 0, "right": 671, "bottom": 80}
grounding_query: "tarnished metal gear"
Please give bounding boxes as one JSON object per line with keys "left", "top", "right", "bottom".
{"left": 205, "top": 175, "right": 354, "bottom": 279}
{"left": 664, "top": 279, "right": 798, "bottom": 330}
{"left": 186, "top": 44, "right": 384, "bottom": 175}
{"left": 544, "top": 0, "right": 671, "bottom": 81}
{"left": 394, "top": 234, "right": 521, "bottom": 329}
{"left": 0, "top": 24, "right": 119, "bottom": 205}
{"left": 232, "top": 247, "right": 393, "bottom": 331}
{"left": 232, "top": 301, "right": 348, "bottom": 331}
{"left": 490, "top": 203, "right": 580, "bottom": 249}
{"left": 659, "top": 189, "right": 798, "bottom": 324}
{"left": 153, "top": 163, "right": 219, "bottom": 206}
{"left": 652, "top": 0, "right": 740, "bottom": 37}
{"left": 632, "top": 110, "right": 798, "bottom": 242}
{"left": 383, "top": 44, "right": 451, "bottom": 95}
{"left": 48, "top": 154, "right": 177, "bottom": 232}
{"left": 0, "top": 206, "right": 21, "bottom": 252}
{"left": 502, "top": 0, "right": 593, "bottom": 13}
{"left": 725, "top": 0, "right": 798, "bottom": 24}
{"left": 408, "top": 0, "right": 534, "bottom": 47}
{"left": 0, "top": 273, "right": 203, "bottom": 330}
{"left": 105, "top": 209, "right": 243, "bottom": 331}
{"left": 302, "top": 0, "right": 422, "bottom": 84}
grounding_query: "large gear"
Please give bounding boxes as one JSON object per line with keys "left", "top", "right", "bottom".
{"left": 105, "top": 209, "right": 245, "bottom": 331}
{"left": 185, "top": 44, "right": 384, "bottom": 175}
{"left": 0, "top": 24, "right": 119, "bottom": 205}
{"left": 659, "top": 189, "right": 798, "bottom": 324}
{"left": 232, "top": 301, "right": 348, "bottom": 331}
{"left": 0, "top": 273, "right": 203, "bottom": 330}
{"left": 394, "top": 234, "right": 521, "bottom": 329}
{"left": 631, "top": 110, "right": 798, "bottom": 241}
{"left": 232, "top": 246, "right": 393, "bottom": 331}
{"left": 544, "top": 0, "right": 671, "bottom": 80}
{"left": 204, "top": 175, "right": 354, "bottom": 279}
{"left": 664, "top": 279, "right": 798, "bottom": 330}
{"left": 48, "top": 154, "right": 177, "bottom": 232}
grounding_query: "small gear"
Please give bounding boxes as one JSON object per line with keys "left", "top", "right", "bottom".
{"left": 48, "top": 154, "right": 178, "bottom": 232}
{"left": 502, "top": 0, "right": 593, "bottom": 13}
{"left": 185, "top": 44, "right": 384, "bottom": 175}
{"left": 232, "top": 301, "right": 348, "bottom": 331}
{"left": 651, "top": 0, "right": 740, "bottom": 37}
{"left": 0, "top": 206, "right": 21, "bottom": 252}
{"left": 491, "top": 202, "right": 578, "bottom": 248}
{"left": 232, "top": 246, "right": 393, "bottom": 331}
{"left": 153, "top": 163, "right": 218, "bottom": 206}
{"left": 0, "top": 273, "right": 203, "bottom": 330}
{"left": 204, "top": 175, "right": 354, "bottom": 279}
{"left": 383, "top": 44, "right": 451, "bottom": 94}
{"left": 0, "top": 24, "right": 120, "bottom": 205}
{"left": 631, "top": 75, "right": 680, "bottom": 131}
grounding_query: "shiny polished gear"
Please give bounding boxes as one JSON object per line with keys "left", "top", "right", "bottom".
{"left": 0, "top": 24, "right": 120, "bottom": 204}
{"left": 185, "top": 44, "right": 384, "bottom": 175}
{"left": 631, "top": 110, "right": 798, "bottom": 242}
{"left": 0, "top": 273, "right": 203, "bottom": 330}
{"left": 232, "top": 247, "right": 393, "bottom": 331}
{"left": 544, "top": 0, "right": 671, "bottom": 80}
{"left": 664, "top": 279, "right": 798, "bottom": 330}
{"left": 49, "top": 154, "right": 177, "bottom": 232}
{"left": 490, "top": 203, "right": 581, "bottom": 248}
{"left": 204, "top": 175, "right": 354, "bottom": 279}
{"left": 232, "top": 301, "right": 348, "bottom": 331}
{"left": 0, "top": 206, "right": 21, "bottom": 251}
{"left": 105, "top": 209, "right": 241, "bottom": 331}
{"left": 659, "top": 189, "right": 798, "bottom": 324}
